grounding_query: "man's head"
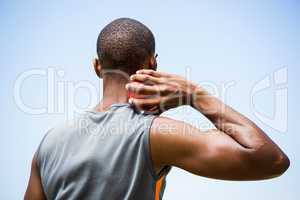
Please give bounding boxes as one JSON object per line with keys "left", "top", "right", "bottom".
{"left": 94, "top": 18, "right": 157, "bottom": 78}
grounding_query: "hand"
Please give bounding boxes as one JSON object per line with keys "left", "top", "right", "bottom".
{"left": 126, "top": 69, "right": 199, "bottom": 113}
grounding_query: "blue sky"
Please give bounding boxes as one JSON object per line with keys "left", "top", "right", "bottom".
{"left": 0, "top": 0, "right": 299, "bottom": 199}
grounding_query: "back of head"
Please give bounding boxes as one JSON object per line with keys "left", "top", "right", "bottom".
{"left": 97, "top": 18, "right": 155, "bottom": 75}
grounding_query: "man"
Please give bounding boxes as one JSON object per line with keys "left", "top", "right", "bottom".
{"left": 25, "top": 18, "right": 289, "bottom": 200}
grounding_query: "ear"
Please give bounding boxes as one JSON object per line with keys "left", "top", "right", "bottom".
{"left": 148, "top": 54, "right": 157, "bottom": 71}
{"left": 93, "top": 58, "right": 103, "bottom": 78}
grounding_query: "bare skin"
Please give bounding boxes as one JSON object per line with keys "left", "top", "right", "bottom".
{"left": 25, "top": 56, "right": 290, "bottom": 199}
{"left": 24, "top": 154, "right": 46, "bottom": 200}
{"left": 126, "top": 69, "right": 290, "bottom": 180}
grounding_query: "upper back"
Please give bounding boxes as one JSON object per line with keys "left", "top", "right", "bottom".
{"left": 36, "top": 104, "right": 169, "bottom": 200}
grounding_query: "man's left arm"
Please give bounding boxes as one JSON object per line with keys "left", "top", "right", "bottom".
{"left": 24, "top": 154, "right": 46, "bottom": 200}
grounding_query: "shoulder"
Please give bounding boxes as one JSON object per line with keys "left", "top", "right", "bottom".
{"left": 35, "top": 120, "right": 79, "bottom": 162}
{"left": 149, "top": 116, "right": 202, "bottom": 168}
{"left": 41, "top": 121, "right": 77, "bottom": 145}
{"left": 150, "top": 116, "right": 193, "bottom": 136}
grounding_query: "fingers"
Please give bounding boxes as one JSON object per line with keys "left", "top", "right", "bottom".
{"left": 128, "top": 69, "right": 180, "bottom": 114}
{"left": 126, "top": 82, "right": 161, "bottom": 96}
{"left": 129, "top": 98, "right": 161, "bottom": 111}
{"left": 130, "top": 74, "right": 161, "bottom": 85}
{"left": 136, "top": 69, "right": 170, "bottom": 78}
{"left": 143, "top": 105, "right": 161, "bottom": 115}
{"left": 129, "top": 96, "right": 176, "bottom": 114}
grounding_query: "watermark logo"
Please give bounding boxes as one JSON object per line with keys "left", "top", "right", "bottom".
{"left": 13, "top": 66, "right": 288, "bottom": 133}
{"left": 250, "top": 67, "right": 288, "bottom": 132}
{"left": 13, "top": 67, "right": 99, "bottom": 119}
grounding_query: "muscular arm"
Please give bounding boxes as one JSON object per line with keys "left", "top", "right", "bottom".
{"left": 24, "top": 154, "right": 46, "bottom": 200}
{"left": 150, "top": 97, "right": 289, "bottom": 180}
{"left": 127, "top": 69, "right": 290, "bottom": 180}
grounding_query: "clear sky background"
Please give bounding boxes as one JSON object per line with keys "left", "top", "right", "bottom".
{"left": 0, "top": 0, "right": 299, "bottom": 199}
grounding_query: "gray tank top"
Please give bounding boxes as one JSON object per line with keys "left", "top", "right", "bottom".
{"left": 36, "top": 104, "right": 170, "bottom": 200}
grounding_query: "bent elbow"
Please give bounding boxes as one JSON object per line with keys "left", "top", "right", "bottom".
{"left": 259, "top": 152, "right": 290, "bottom": 179}
{"left": 271, "top": 153, "right": 290, "bottom": 177}
{"left": 245, "top": 147, "right": 290, "bottom": 180}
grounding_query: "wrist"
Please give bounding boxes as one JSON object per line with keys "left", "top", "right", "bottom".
{"left": 190, "top": 84, "right": 206, "bottom": 103}
{"left": 185, "top": 82, "right": 207, "bottom": 107}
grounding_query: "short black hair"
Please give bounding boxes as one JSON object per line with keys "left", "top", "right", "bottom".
{"left": 97, "top": 18, "right": 155, "bottom": 74}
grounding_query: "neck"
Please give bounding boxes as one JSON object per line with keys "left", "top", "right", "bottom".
{"left": 95, "top": 74, "right": 130, "bottom": 112}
